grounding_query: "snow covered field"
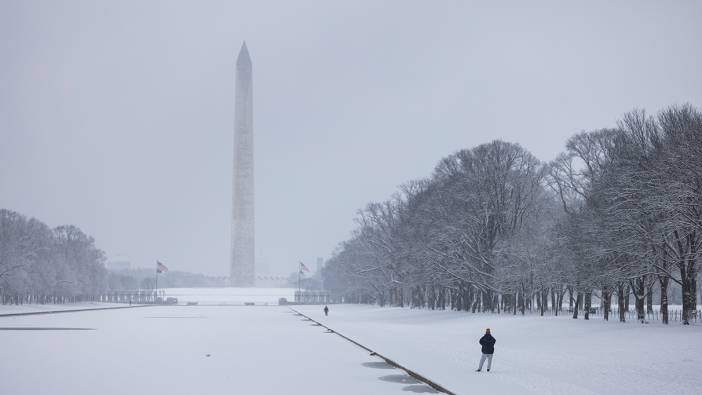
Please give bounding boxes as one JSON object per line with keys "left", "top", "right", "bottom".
{"left": 0, "top": 305, "right": 424, "bottom": 395}
{"left": 2, "top": 302, "right": 701, "bottom": 395}
{"left": 164, "top": 287, "right": 295, "bottom": 305}
{"left": 296, "top": 305, "right": 702, "bottom": 395}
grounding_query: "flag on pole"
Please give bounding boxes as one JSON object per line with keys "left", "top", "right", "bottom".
{"left": 299, "top": 261, "right": 310, "bottom": 274}
{"left": 156, "top": 261, "right": 169, "bottom": 274}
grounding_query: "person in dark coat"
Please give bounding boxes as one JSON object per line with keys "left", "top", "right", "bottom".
{"left": 323, "top": 305, "right": 329, "bottom": 316}
{"left": 476, "top": 328, "right": 496, "bottom": 372}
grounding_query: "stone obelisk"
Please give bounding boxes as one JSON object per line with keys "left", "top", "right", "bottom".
{"left": 231, "top": 42, "right": 255, "bottom": 286}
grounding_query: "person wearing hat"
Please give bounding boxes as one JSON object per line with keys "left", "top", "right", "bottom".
{"left": 476, "top": 328, "right": 496, "bottom": 372}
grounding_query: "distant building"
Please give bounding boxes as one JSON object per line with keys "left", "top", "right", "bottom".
{"left": 106, "top": 260, "right": 131, "bottom": 271}
{"left": 316, "top": 257, "right": 324, "bottom": 274}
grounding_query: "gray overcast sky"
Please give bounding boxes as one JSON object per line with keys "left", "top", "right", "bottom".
{"left": 1, "top": 1, "right": 701, "bottom": 276}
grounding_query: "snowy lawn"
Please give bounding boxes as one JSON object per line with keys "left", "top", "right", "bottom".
{"left": 0, "top": 305, "right": 429, "bottom": 395}
{"left": 295, "top": 304, "right": 702, "bottom": 395}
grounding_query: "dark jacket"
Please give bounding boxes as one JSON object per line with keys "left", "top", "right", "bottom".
{"left": 479, "top": 334, "right": 496, "bottom": 354}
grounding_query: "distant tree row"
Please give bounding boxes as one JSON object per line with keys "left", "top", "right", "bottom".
{"left": 0, "top": 209, "right": 226, "bottom": 305}
{"left": 322, "top": 105, "right": 702, "bottom": 324}
{"left": 0, "top": 209, "right": 106, "bottom": 304}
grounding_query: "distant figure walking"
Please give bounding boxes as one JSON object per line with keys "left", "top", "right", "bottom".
{"left": 476, "top": 328, "right": 496, "bottom": 372}
{"left": 324, "top": 305, "right": 329, "bottom": 316}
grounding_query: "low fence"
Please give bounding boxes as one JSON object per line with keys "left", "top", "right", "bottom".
{"left": 293, "top": 290, "right": 337, "bottom": 304}
{"left": 0, "top": 290, "right": 166, "bottom": 306}
{"left": 587, "top": 307, "right": 701, "bottom": 323}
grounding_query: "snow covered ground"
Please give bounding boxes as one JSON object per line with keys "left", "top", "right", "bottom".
{"left": 0, "top": 305, "right": 426, "bottom": 395}
{"left": 295, "top": 304, "right": 702, "bottom": 395}
{"left": 0, "top": 302, "right": 127, "bottom": 315}
{"left": 2, "top": 301, "right": 701, "bottom": 395}
{"left": 164, "top": 287, "right": 295, "bottom": 305}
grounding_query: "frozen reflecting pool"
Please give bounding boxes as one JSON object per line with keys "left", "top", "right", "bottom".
{"left": 0, "top": 306, "right": 407, "bottom": 395}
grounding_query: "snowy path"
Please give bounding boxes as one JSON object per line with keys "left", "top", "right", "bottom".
{"left": 291, "top": 307, "right": 455, "bottom": 394}
{"left": 295, "top": 304, "right": 702, "bottom": 395}
{"left": 0, "top": 306, "right": 435, "bottom": 394}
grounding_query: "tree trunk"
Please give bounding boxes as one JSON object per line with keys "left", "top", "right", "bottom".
{"left": 602, "top": 289, "right": 611, "bottom": 321}
{"left": 634, "top": 277, "right": 646, "bottom": 323}
{"left": 681, "top": 266, "right": 697, "bottom": 325}
{"left": 572, "top": 292, "right": 581, "bottom": 319}
{"left": 659, "top": 276, "right": 669, "bottom": 324}
{"left": 584, "top": 292, "right": 591, "bottom": 320}
{"left": 482, "top": 290, "right": 492, "bottom": 312}
{"left": 617, "top": 283, "right": 626, "bottom": 322}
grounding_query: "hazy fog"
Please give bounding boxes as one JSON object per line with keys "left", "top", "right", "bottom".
{"left": 1, "top": 0, "right": 701, "bottom": 276}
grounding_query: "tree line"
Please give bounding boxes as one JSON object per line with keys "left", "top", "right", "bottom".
{"left": 322, "top": 104, "right": 702, "bottom": 324}
{"left": 0, "top": 209, "right": 106, "bottom": 304}
{"left": 0, "top": 209, "right": 224, "bottom": 305}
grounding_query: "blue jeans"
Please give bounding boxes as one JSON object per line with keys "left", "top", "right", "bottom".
{"left": 478, "top": 353, "right": 493, "bottom": 370}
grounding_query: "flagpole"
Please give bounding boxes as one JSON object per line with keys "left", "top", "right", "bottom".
{"left": 155, "top": 262, "right": 158, "bottom": 304}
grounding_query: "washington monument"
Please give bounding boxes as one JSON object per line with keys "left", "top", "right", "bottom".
{"left": 231, "top": 42, "right": 255, "bottom": 286}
